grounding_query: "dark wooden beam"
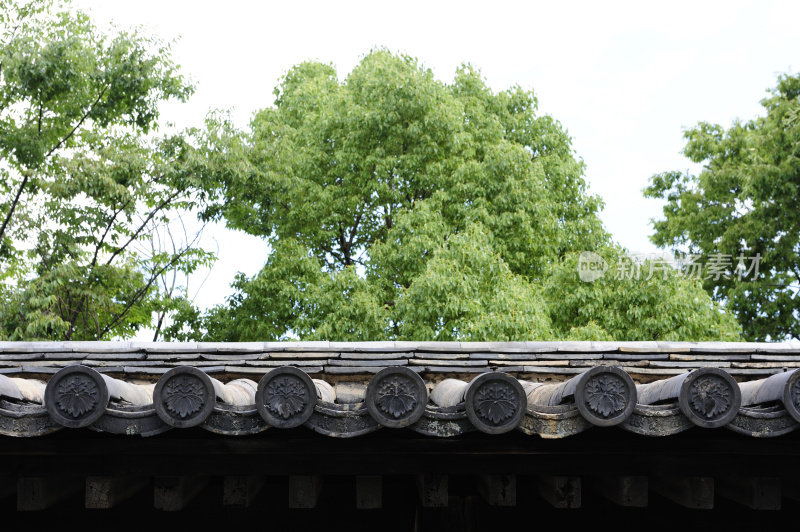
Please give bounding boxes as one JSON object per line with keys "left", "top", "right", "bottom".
{"left": 416, "top": 474, "right": 448, "bottom": 507}
{"left": 0, "top": 476, "right": 16, "bottom": 499}
{"left": 153, "top": 476, "right": 208, "bottom": 511}
{"left": 223, "top": 476, "right": 264, "bottom": 508}
{"left": 652, "top": 476, "right": 714, "bottom": 509}
{"left": 18, "top": 477, "right": 81, "bottom": 511}
{"left": 288, "top": 475, "right": 321, "bottom": 509}
{"left": 440, "top": 496, "right": 478, "bottom": 531}
{"left": 356, "top": 475, "right": 382, "bottom": 509}
{"left": 717, "top": 476, "right": 780, "bottom": 510}
{"left": 478, "top": 474, "right": 516, "bottom": 506}
{"left": 538, "top": 476, "right": 581, "bottom": 508}
{"left": 1, "top": 433, "right": 800, "bottom": 478}
{"left": 85, "top": 476, "right": 148, "bottom": 509}
{"left": 596, "top": 476, "right": 648, "bottom": 507}
{"left": 781, "top": 479, "right": 800, "bottom": 502}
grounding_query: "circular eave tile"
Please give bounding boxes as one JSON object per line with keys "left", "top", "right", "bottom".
{"left": 255, "top": 366, "right": 317, "bottom": 429}
{"left": 45, "top": 365, "right": 109, "bottom": 428}
{"left": 366, "top": 367, "right": 428, "bottom": 428}
{"left": 153, "top": 366, "right": 216, "bottom": 428}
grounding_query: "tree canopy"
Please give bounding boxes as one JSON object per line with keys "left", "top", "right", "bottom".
{"left": 645, "top": 73, "right": 800, "bottom": 341}
{"left": 174, "top": 50, "right": 739, "bottom": 342}
{"left": 0, "top": 0, "right": 211, "bottom": 340}
{"left": 0, "top": 2, "right": 744, "bottom": 343}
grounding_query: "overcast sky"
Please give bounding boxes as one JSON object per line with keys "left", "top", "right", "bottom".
{"left": 75, "top": 0, "right": 800, "bottom": 313}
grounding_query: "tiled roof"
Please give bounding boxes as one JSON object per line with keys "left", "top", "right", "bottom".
{"left": 1, "top": 340, "right": 800, "bottom": 439}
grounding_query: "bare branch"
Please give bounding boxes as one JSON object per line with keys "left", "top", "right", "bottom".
{"left": 189, "top": 221, "right": 215, "bottom": 303}
{"left": 99, "top": 228, "right": 204, "bottom": 338}
{"left": 0, "top": 174, "right": 28, "bottom": 247}
{"left": 43, "top": 85, "right": 109, "bottom": 160}
{"left": 37, "top": 91, "right": 42, "bottom": 134}
{"left": 89, "top": 195, "right": 135, "bottom": 272}
{"left": 104, "top": 189, "right": 183, "bottom": 266}
{"left": 152, "top": 222, "right": 181, "bottom": 342}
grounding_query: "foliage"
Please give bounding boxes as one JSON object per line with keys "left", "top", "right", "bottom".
{"left": 176, "top": 50, "right": 739, "bottom": 342}
{"left": 0, "top": 0, "right": 211, "bottom": 340}
{"left": 544, "top": 250, "right": 741, "bottom": 341}
{"left": 645, "top": 73, "right": 800, "bottom": 340}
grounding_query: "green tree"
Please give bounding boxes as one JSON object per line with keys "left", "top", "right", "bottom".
{"left": 0, "top": 0, "right": 211, "bottom": 340}
{"left": 176, "top": 50, "right": 739, "bottom": 342}
{"left": 645, "top": 73, "right": 800, "bottom": 341}
{"left": 544, "top": 250, "right": 740, "bottom": 341}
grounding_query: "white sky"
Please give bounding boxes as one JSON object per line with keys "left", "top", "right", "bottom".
{"left": 75, "top": 0, "right": 800, "bottom": 314}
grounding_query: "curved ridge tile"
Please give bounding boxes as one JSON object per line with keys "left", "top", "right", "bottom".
{"left": 739, "top": 369, "right": 800, "bottom": 423}
{"left": 520, "top": 404, "right": 592, "bottom": 439}
{"left": 212, "top": 378, "right": 257, "bottom": 406}
{"left": 90, "top": 403, "right": 170, "bottom": 437}
{"left": 430, "top": 379, "right": 468, "bottom": 408}
{"left": 727, "top": 405, "right": 799, "bottom": 438}
{"left": 0, "top": 400, "right": 61, "bottom": 437}
{"left": 525, "top": 366, "right": 637, "bottom": 427}
{"left": 101, "top": 375, "right": 153, "bottom": 405}
{"left": 202, "top": 404, "right": 268, "bottom": 436}
{"left": 314, "top": 379, "right": 336, "bottom": 403}
{"left": 636, "top": 368, "right": 741, "bottom": 428}
{"left": 410, "top": 404, "right": 474, "bottom": 437}
{"left": 620, "top": 403, "right": 694, "bottom": 436}
{"left": 305, "top": 401, "right": 380, "bottom": 438}
{"left": 0, "top": 375, "right": 45, "bottom": 404}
